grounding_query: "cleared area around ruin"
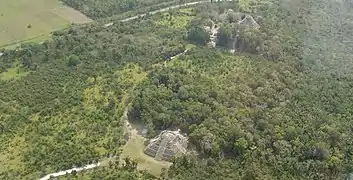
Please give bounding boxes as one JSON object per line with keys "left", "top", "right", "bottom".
{"left": 120, "top": 120, "right": 172, "bottom": 177}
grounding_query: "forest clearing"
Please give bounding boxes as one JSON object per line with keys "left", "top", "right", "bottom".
{"left": 2, "top": 0, "right": 353, "bottom": 179}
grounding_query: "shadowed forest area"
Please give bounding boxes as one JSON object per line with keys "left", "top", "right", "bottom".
{"left": 1, "top": 0, "right": 353, "bottom": 179}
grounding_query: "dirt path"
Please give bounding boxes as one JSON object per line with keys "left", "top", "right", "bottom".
{"left": 39, "top": 163, "right": 100, "bottom": 180}
{"left": 38, "top": 1, "right": 233, "bottom": 179}
{"left": 37, "top": 44, "right": 189, "bottom": 180}
{"left": 105, "top": 0, "right": 233, "bottom": 27}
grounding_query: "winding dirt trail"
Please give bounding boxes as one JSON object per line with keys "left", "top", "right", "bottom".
{"left": 38, "top": 1, "right": 233, "bottom": 179}
{"left": 105, "top": 0, "right": 233, "bottom": 26}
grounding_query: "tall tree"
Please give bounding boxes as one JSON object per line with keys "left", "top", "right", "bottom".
{"left": 187, "top": 26, "right": 210, "bottom": 45}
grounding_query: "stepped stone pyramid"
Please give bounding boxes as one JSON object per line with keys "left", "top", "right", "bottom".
{"left": 238, "top": 15, "right": 260, "bottom": 29}
{"left": 144, "top": 130, "right": 188, "bottom": 161}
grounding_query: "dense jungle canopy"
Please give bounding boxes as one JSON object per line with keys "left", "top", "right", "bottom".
{"left": 1, "top": 0, "right": 353, "bottom": 179}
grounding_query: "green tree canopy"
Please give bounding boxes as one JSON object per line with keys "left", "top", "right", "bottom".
{"left": 187, "top": 25, "right": 210, "bottom": 45}
{"left": 217, "top": 23, "right": 234, "bottom": 47}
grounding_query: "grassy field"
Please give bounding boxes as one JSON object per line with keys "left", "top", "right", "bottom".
{"left": 120, "top": 123, "right": 171, "bottom": 177}
{"left": 0, "top": 62, "right": 31, "bottom": 81}
{"left": 0, "top": 0, "right": 92, "bottom": 48}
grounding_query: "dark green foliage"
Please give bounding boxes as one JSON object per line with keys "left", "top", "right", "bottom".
{"left": 132, "top": 46, "right": 353, "bottom": 179}
{"left": 0, "top": 15, "right": 186, "bottom": 179}
{"left": 187, "top": 26, "right": 210, "bottom": 45}
{"left": 67, "top": 54, "right": 80, "bottom": 67}
{"left": 129, "top": 0, "right": 353, "bottom": 179}
{"left": 2, "top": 0, "right": 353, "bottom": 179}
{"left": 217, "top": 23, "right": 234, "bottom": 47}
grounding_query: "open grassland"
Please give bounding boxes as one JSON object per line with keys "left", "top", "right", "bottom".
{"left": 0, "top": 62, "right": 31, "bottom": 81}
{"left": 0, "top": 0, "right": 91, "bottom": 48}
{"left": 121, "top": 123, "right": 171, "bottom": 177}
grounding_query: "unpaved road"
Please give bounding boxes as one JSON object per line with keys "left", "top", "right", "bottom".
{"left": 38, "top": 49, "right": 189, "bottom": 180}
{"left": 105, "top": 0, "right": 233, "bottom": 26}
{"left": 38, "top": 1, "right": 232, "bottom": 179}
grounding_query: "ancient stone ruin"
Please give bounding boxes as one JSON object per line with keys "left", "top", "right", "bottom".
{"left": 204, "top": 9, "right": 261, "bottom": 51}
{"left": 144, "top": 130, "right": 188, "bottom": 161}
{"left": 205, "top": 23, "right": 219, "bottom": 48}
{"left": 238, "top": 15, "right": 260, "bottom": 30}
